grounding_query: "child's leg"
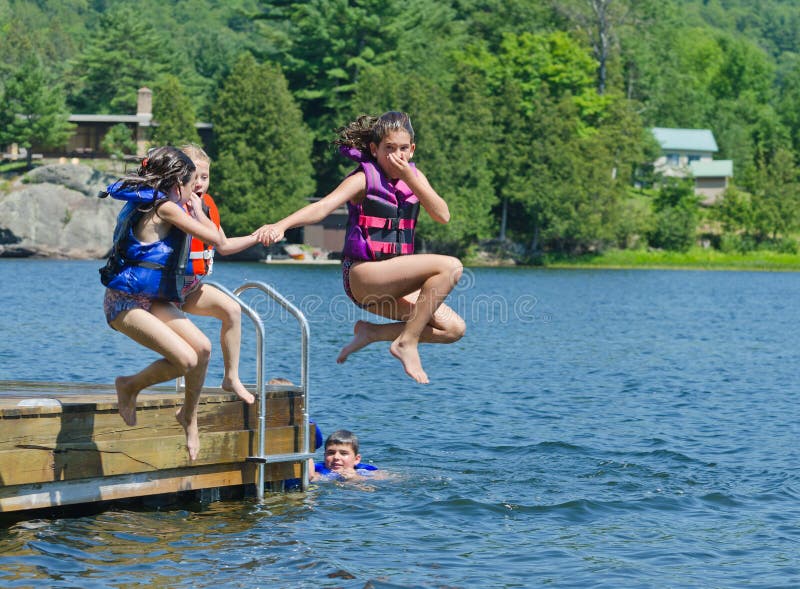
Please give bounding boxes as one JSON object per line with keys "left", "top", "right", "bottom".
{"left": 110, "top": 305, "right": 202, "bottom": 427}
{"left": 347, "top": 254, "right": 464, "bottom": 383}
{"left": 151, "top": 302, "right": 212, "bottom": 460}
{"left": 182, "top": 285, "right": 254, "bottom": 404}
{"left": 336, "top": 300, "right": 465, "bottom": 363}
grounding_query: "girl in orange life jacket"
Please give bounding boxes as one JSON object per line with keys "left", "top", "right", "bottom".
{"left": 179, "top": 144, "right": 259, "bottom": 404}
{"left": 102, "top": 146, "right": 226, "bottom": 461}
{"left": 255, "top": 112, "right": 466, "bottom": 384}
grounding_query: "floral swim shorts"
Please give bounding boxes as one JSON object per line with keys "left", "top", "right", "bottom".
{"left": 103, "top": 288, "right": 153, "bottom": 326}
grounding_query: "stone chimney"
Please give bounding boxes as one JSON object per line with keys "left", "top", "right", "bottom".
{"left": 136, "top": 87, "right": 153, "bottom": 156}
{"left": 137, "top": 87, "right": 152, "bottom": 118}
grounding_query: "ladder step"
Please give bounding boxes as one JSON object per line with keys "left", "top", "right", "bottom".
{"left": 246, "top": 453, "right": 315, "bottom": 464}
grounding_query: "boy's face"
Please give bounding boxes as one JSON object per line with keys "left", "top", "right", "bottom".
{"left": 192, "top": 160, "right": 210, "bottom": 196}
{"left": 323, "top": 443, "right": 361, "bottom": 472}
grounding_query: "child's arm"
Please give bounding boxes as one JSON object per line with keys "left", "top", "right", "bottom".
{"left": 386, "top": 154, "right": 450, "bottom": 224}
{"left": 307, "top": 458, "right": 320, "bottom": 482}
{"left": 213, "top": 227, "right": 258, "bottom": 256}
{"left": 157, "top": 198, "right": 226, "bottom": 247}
{"left": 255, "top": 172, "right": 366, "bottom": 245}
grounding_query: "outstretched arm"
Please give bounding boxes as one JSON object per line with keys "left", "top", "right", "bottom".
{"left": 213, "top": 227, "right": 258, "bottom": 256}
{"left": 255, "top": 172, "right": 365, "bottom": 244}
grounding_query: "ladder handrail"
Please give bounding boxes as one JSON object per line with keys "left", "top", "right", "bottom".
{"left": 189, "top": 280, "right": 311, "bottom": 498}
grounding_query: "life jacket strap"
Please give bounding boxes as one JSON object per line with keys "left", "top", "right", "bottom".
{"left": 359, "top": 215, "right": 415, "bottom": 230}
{"left": 370, "top": 241, "right": 414, "bottom": 256}
{"left": 189, "top": 249, "right": 215, "bottom": 260}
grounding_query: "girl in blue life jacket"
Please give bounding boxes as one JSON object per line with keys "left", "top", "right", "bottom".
{"left": 255, "top": 112, "right": 466, "bottom": 385}
{"left": 100, "top": 146, "right": 227, "bottom": 461}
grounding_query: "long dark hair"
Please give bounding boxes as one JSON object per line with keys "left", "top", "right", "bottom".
{"left": 118, "top": 146, "right": 196, "bottom": 210}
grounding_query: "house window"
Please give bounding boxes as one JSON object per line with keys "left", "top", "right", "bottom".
{"left": 688, "top": 154, "right": 700, "bottom": 163}
{"left": 666, "top": 153, "right": 679, "bottom": 166}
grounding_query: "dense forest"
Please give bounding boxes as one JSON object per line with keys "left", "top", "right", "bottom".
{"left": 2, "top": 0, "right": 800, "bottom": 260}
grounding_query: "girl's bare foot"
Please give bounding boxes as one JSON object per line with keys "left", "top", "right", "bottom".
{"left": 176, "top": 406, "right": 200, "bottom": 460}
{"left": 115, "top": 376, "right": 139, "bottom": 426}
{"left": 337, "top": 320, "right": 375, "bottom": 364}
{"left": 221, "top": 377, "right": 255, "bottom": 404}
{"left": 389, "top": 338, "right": 429, "bottom": 384}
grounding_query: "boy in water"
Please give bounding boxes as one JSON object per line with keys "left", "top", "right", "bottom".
{"left": 310, "top": 429, "right": 382, "bottom": 482}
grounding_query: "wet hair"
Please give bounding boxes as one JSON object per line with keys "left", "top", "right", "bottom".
{"left": 117, "top": 146, "right": 196, "bottom": 209}
{"left": 324, "top": 429, "right": 359, "bottom": 456}
{"left": 180, "top": 143, "right": 211, "bottom": 165}
{"left": 334, "top": 111, "right": 415, "bottom": 156}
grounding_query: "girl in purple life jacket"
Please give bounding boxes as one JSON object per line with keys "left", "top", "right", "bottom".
{"left": 255, "top": 111, "right": 465, "bottom": 384}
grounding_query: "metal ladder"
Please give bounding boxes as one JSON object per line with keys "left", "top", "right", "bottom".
{"left": 178, "top": 280, "right": 313, "bottom": 499}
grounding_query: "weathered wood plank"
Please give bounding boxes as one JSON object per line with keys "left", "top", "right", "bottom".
{"left": 0, "top": 462, "right": 303, "bottom": 513}
{"left": 0, "top": 426, "right": 308, "bottom": 486}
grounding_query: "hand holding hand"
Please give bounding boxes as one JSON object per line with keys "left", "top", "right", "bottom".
{"left": 254, "top": 224, "right": 284, "bottom": 245}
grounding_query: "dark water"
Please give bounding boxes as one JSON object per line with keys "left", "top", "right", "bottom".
{"left": 1, "top": 259, "right": 799, "bottom": 588}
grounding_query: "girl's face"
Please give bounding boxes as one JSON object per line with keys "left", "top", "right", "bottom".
{"left": 174, "top": 171, "right": 197, "bottom": 204}
{"left": 370, "top": 129, "right": 415, "bottom": 172}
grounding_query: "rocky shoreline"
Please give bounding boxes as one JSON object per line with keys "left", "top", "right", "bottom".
{"left": 0, "top": 163, "right": 121, "bottom": 259}
{"left": 0, "top": 162, "right": 522, "bottom": 265}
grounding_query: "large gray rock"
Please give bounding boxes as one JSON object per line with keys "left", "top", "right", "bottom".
{"left": 0, "top": 164, "right": 123, "bottom": 259}
{"left": 23, "top": 163, "right": 117, "bottom": 197}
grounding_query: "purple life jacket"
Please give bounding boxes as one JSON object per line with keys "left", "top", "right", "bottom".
{"left": 339, "top": 146, "right": 420, "bottom": 261}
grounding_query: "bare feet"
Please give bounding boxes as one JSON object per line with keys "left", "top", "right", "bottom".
{"left": 390, "top": 338, "right": 429, "bottom": 384}
{"left": 221, "top": 377, "right": 255, "bottom": 404}
{"left": 337, "top": 320, "right": 375, "bottom": 364}
{"left": 176, "top": 406, "right": 200, "bottom": 460}
{"left": 115, "top": 376, "right": 139, "bottom": 426}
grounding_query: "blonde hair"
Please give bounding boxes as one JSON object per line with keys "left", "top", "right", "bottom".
{"left": 180, "top": 143, "right": 211, "bottom": 165}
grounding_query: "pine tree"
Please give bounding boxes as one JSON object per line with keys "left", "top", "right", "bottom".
{"left": 212, "top": 53, "right": 314, "bottom": 235}
{"left": 0, "top": 55, "right": 74, "bottom": 169}
{"left": 150, "top": 75, "right": 201, "bottom": 147}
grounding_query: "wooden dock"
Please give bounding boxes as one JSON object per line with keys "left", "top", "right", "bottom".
{"left": 0, "top": 380, "right": 313, "bottom": 514}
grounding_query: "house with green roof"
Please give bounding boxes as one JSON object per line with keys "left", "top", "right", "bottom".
{"left": 651, "top": 127, "right": 733, "bottom": 204}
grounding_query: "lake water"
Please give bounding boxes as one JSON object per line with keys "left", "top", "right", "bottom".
{"left": 1, "top": 259, "right": 799, "bottom": 588}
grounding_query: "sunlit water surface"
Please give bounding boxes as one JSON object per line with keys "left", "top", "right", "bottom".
{"left": 1, "top": 259, "right": 799, "bottom": 588}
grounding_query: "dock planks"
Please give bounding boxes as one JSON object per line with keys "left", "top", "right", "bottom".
{"left": 0, "top": 381, "right": 310, "bottom": 513}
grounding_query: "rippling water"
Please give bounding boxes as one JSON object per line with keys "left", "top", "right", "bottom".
{"left": 1, "top": 259, "right": 799, "bottom": 587}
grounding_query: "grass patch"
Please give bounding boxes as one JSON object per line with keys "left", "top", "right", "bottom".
{"left": 544, "top": 247, "right": 800, "bottom": 271}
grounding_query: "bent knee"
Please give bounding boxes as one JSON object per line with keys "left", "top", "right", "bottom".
{"left": 443, "top": 256, "right": 463, "bottom": 284}
{"left": 174, "top": 348, "right": 200, "bottom": 373}
{"left": 194, "top": 335, "right": 212, "bottom": 364}
{"left": 448, "top": 316, "right": 467, "bottom": 342}
{"left": 219, "top": 298, "right": 242, "bottom": 325}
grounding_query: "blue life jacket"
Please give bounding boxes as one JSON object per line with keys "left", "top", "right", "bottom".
{"left": 314, "top": 461, "right": 379, "bottom": 481}
{"left": 99, "top": 183, "right": 191, "bottom": 302}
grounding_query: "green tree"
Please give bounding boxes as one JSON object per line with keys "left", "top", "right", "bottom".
{"left": 648, "top": 178, "right": 699, "bottom": 252}
{"left": 150, "top": 75, "right": 200, "bottom": 146}
{"left": 101, "top": 123, "right": 137, "bottom": 160}
{"left": 0, "top": 55, "right": 73, "bottom": 169}
{"left": 66, "top": 5, "right": 172, "bottom": 113}
{"left": 256, "top": 0, "right": 465, "bottom": 191}
{"left": 212, "top": 53, "right": 314, "bottom": 235}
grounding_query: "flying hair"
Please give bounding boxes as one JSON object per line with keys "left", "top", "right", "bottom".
{"left": 334, "top": 111, "right": 415, "bottom": 157}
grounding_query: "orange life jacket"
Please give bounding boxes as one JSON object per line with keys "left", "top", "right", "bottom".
{"left": 188, "top": 193, "right": 221, "bottom": 276}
